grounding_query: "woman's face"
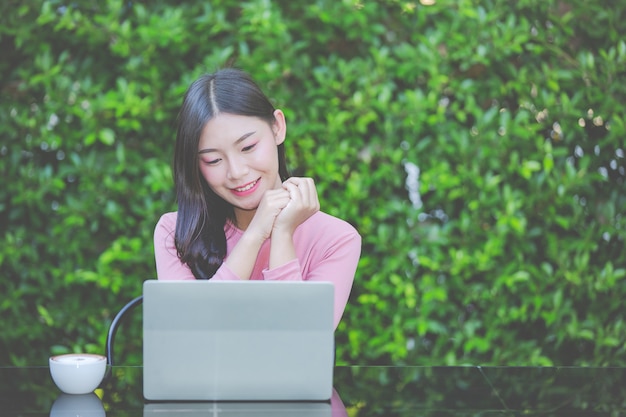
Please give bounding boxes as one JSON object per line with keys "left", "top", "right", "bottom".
{"left": 197, "top": 111, "right": 286, "bottom": 220}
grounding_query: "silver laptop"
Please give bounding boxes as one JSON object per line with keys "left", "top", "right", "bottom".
{"left": 143, "top": 280, "right": 335, "bottom": 401}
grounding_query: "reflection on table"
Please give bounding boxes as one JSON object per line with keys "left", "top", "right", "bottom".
{"left": 48, "top": 387, "right": 346, "bottom": 417}
{"left": 0, "top": 366, "right": 625, "bottom": 415}
{"left": 50, "top": 392, "right": 105, "bottom": 417}
{"left": 143, "top": 388, "right": 346, "bottom": 417}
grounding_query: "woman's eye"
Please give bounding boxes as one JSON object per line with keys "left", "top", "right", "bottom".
{"left": 242, "top": 143, "right": 257, "bottom": 152}
{"left": 203, "top": 158, "right": 221, "bottom": 166}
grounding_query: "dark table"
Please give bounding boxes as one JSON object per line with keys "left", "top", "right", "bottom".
{"left": 1, "top": 365, "right": 625, "bottom": 416}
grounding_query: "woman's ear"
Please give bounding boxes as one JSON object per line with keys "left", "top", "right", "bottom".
{"left": 272, "top": 109, "right": 287, "bottom": 146}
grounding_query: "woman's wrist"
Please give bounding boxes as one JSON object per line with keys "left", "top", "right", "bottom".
{"left": 270, "top": 224, "right": 296, "bottom": 239}
{"left": 240, "top": 226, "right": 270, "bottom": 246}
{"left": 269, "top": 228, "right": 297, "bottom": 269}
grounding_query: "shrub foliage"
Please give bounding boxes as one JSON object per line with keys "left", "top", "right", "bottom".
{"left": 1, "top": 0, "right": 625, "bottom": 366}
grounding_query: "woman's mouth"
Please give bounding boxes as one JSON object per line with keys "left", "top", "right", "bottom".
{"left": 231, "top": 179, "right": 260, "bottom": 196}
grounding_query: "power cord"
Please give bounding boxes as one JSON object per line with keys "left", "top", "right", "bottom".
{"left": 102, "top": 295, "right": 143, "bottom": 383}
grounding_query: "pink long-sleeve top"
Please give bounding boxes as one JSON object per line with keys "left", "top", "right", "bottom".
{"left": 154, "top": 211, "right": 361, "bottom": 330}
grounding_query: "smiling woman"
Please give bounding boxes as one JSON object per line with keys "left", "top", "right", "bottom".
{"left": 197, "top": 112, "right": 286, "bottom": 221}
{"left": 153, "top": 68, "right": 362, "bottom": 330}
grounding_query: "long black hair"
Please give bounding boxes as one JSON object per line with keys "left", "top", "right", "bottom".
{"left": 173, "top": 68, "right": 289, "bottom": 279}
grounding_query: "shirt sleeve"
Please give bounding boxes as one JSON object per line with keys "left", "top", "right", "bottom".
{"left": 210, "top": 262, "right": 249, "bottom": 281}
{"left": 305, "top": 231, "right": 361, "bottom": 330}
{"left": 250, "top": 217, "right": 361, "bottom": 330}
{"left": 262, "top": 259, "right": 302, "bottom": 281}
{"left": 154, "top": 213, "right": 195, "bottom": 280}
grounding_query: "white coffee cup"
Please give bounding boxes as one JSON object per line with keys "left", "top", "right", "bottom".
{"left": 49, "top": 353, "right": 107, "bottom": 395}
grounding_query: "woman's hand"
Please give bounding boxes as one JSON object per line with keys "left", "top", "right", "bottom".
{"left": 272, "top": 177, "right": 320, "bottom": 235}
{"left": 229, "top": 177, "right": 319, "bottom": 275}
{"left": 245, "top": 188, "right": 291, "bottom": 242}
{"left": 226, "top": 188, "right": 291, "bottom": 280}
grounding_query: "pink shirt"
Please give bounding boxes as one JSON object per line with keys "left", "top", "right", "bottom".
{"left": 154, "top": 211, "right": 361, "bottom": 329}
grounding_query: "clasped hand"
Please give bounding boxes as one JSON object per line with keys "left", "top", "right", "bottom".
{"left": 248, "top": 177, "right": 320, "bottom": 241}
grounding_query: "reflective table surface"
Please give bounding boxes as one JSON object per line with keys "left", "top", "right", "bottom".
{"left": 1, "top": 365, "right": 625, "bottom": 416}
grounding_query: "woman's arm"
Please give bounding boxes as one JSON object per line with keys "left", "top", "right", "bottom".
{"left": 302, "top": 230, "right": 361, "bottom": 330}
{"left": 264, "top": 215, "right": 362, "bottom": 330}
{"left": 223, "top": 187, "right": 291, "bottom": 279}
{"left": 155, "top": 211, "right": 361, "bottom": 328}
{"left": 155, "top": 212, "right": 276, "bottom": 281}
{"left": 269, "top": 177, "right": 320, "bottom": 269}
{"left": 153, "top": 212, "right": 253, "bottom": 281}
{"left": 155, "top": 185, "right": 296, "bottom": 281}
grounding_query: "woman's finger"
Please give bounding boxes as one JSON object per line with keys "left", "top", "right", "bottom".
{"left": 282, "top": 180, "right": 304, "bottom": 204}
{"left": 283, "top": 177, "right": 318, "bottom": 207}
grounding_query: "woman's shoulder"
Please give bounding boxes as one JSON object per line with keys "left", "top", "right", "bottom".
{"left": 296, "top": 211, "right": 361, "bottom": 258}
{"left": 155, "top": 211, "right": 178, "bottom": 230}
{"left": 303, "top": 211, "right": 360, "bottom": 238}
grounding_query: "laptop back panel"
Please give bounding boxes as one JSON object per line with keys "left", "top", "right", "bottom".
{"left": 143, "top": 280, "right": 334, "bottom": 401}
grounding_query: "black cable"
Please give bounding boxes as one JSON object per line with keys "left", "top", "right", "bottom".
{"left": 101, "top": 295, "right": 143, "bottom": 384}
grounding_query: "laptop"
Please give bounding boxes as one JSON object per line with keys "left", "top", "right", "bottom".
{"left": 142, "top": 280, "right": 335, "bottom": 402}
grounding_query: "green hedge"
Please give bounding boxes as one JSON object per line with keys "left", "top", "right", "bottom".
{"left": 1, "top": 0, "right": 624, "bottom": 366}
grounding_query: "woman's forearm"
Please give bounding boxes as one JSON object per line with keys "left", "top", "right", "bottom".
{"left": 223, "top": 231, "right": 266, "bottom": 280}
{"left": 268, "top": 229, "right": 297, "bottom": 270}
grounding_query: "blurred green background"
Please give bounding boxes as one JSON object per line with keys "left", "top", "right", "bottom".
{"left": 1, "top": 0, "right": 625, "bottom": 366}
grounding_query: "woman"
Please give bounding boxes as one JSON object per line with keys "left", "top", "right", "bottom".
{"left": 154, "top": 68, "right": 361, "bottom": 330}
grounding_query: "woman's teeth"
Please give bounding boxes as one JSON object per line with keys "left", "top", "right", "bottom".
{"left": 235, "top": 180, "right": 257, "bottom": 192}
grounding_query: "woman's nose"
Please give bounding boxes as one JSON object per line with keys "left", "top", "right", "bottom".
{"left": 227, "top": 156, "right": 249, "bottom": 180}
